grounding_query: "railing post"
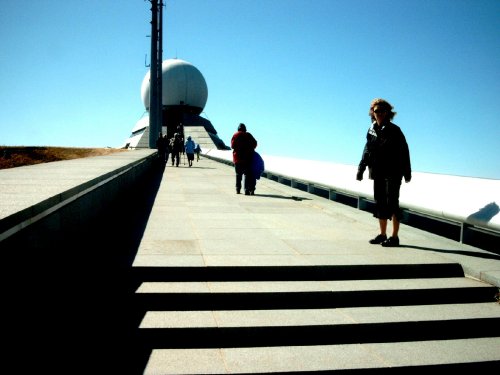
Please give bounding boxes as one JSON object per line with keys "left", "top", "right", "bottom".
{"left": 329, "top": 189, "right": 337, "bottom": 201}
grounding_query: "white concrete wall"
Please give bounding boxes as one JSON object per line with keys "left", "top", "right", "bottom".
{"left": 204, "top": 149, "right": 500, "bottom": 232}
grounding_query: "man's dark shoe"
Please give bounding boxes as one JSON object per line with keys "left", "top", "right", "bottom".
{"left": 245, "top": 190, "right": 250, "bottom": 195}
{"left": 369, "top": 234, "right": 387, "bottom": 244}
{"left": 236, "top": 189, "right": 241, "bottom": 194}
{"left": 382, "top": 236, "right": 400, "bottom": 247}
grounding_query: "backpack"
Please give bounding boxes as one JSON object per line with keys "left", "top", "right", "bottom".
{"left": 252, "top": 151, "right": 265, "bottom": 180}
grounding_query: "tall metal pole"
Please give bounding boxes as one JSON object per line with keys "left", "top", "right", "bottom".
{"left": 158, "top": 0, "right": 163, "bottom": 135}
{"left": 149, "top": 0, "right": 162, "bottom": 148}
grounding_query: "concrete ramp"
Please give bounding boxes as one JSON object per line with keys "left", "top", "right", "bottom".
{"left": 184, "top": 125, "right": 229, "bottom": 151}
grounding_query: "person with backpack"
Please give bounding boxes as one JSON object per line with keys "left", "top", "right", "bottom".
{"left": 231, "top": 123, "right": 258, "bottom": 195}
{"left": 169, "top": 133, "right": 184, "bottom": 167}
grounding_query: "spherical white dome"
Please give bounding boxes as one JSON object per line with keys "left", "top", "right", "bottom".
{"left": 141, "top": 59, "right": 208, "bottom": 113}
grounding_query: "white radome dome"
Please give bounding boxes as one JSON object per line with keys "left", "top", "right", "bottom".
{"left": 141, "top": 59, "right": 208, "bottom": 113}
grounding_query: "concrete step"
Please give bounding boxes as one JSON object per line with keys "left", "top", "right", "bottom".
{"left": 135, "top": 277, "right": 492, "bottom": 293}
{"left": 143, "top": 339, "right": 500, "bottom": 374}
{"left": 138, "top": 303, "right": 500, "bottom": 348}
{"left": 135, "top": 288, "right": 496, "bottom": 310}
{"left": 131, "top": 263, "right": 465, "bottom": 282}
{"left": 140, "top": 303, "right": 500, "bottom": 329}
{"left": 134, "top": 277, "right": 497, "bottom": 311}
{"left": 183, "top": 126, "right": 218, "bottom": 150}
{"left": 133, "top": 264, "right": 500, "bottom": 372}
{"left": 140, "top": 318, "right": 500, "bottom": 349}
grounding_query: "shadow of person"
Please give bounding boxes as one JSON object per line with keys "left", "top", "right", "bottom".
{"left": 401, "top": 244, "right": 500, "bottom": 261}
{"left": 252, "top": 193, "right": 311, "bottom": 201}
{"left": 466, "top": 201, "right": 499, "bottom": 225}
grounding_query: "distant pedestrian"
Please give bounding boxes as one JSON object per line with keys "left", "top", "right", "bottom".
{"left": 184, "top": 136, "right": 196, "bottom": 167}
{"left": 231, "top": 123, "right": 258, "bottom": 195}
{"left": 170, "top": 133, "right": 184, "bottom": 167}
{"left": 356, "top": 98, "right": 412, "bottom": 247}
{"left": 176, "top": 123, "right": 185, "bottom": 144}
{"left": 156, "top": 132, "right": 168, "bottom": 163}
{"left": 164, "top": 134, "right": 171, "bottom": 164}
{"left": 194, "top": 143, "right": 201, "bottom": 162}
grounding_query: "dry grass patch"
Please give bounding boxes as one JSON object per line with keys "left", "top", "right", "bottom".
{"left": 0, "top": 146, "right": 128, "bottom": 170}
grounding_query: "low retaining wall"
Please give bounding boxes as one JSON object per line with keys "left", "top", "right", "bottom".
{"left": 0, "top": 149, "right": 157, "bottom": 245}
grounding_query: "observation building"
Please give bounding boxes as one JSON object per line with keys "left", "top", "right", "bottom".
{"left": 123, "top": 58, "right": 228, "bottom": 150}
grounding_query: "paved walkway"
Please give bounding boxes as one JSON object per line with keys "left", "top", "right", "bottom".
{"left": 132, "top": 155, "right": 500, "bottom": 373}
{"left": 2, "top": 151, "right": 498, "bottom": 373}
{"left": 133, "top": 155, "right": 500, "bottom": 288}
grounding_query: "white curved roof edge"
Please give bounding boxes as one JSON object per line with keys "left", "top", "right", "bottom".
{"left": 204, "top": 149, "right": 500, "bottom": 231}
{"left": 131, "top": 116, "right": 149, "bottom": 133}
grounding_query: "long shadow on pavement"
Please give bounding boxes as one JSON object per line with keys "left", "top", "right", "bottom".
{"left": 402, "top": 244, "right": 500, "bottom": 261}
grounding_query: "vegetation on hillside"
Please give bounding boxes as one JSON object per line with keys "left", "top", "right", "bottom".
{"left": 0, "top": 146, "right": 127, "bottom": 170}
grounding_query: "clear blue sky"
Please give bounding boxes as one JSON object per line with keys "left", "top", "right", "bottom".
{"left": 1, "top": 0, "right": 499, "bottom": 179}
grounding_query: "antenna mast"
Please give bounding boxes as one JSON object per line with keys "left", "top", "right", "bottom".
{"left": 148, "top": 0, "right": 163, "bottom": 148}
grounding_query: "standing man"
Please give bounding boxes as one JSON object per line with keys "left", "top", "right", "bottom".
{"left": 231, "top": 123, "right": 257, "bottom": 195}
{"left": 357, "top": 98, "right": 412, "bottom": 247}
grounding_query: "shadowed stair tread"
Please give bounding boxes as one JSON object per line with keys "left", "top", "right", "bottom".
{"left": 142, "top": 337, "right": 500, "bottom": 374}
{"left": 132, "top": 254, "right": 460, "bottom": 268}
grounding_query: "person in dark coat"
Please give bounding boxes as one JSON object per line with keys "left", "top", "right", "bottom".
{"left": 194, "top": 143, "right": 201, "bottom": 162}
{"left": 156, "top": 132, "right": 168, "bottom": 163}
{"left": 170, "top": 133, "right": 184, "bottom": 167}
{"left": 231, "top": 123, "right": 258, "bottom": 195}
{"left": 357, "top": 98, "right": 412, "bottom": 247}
